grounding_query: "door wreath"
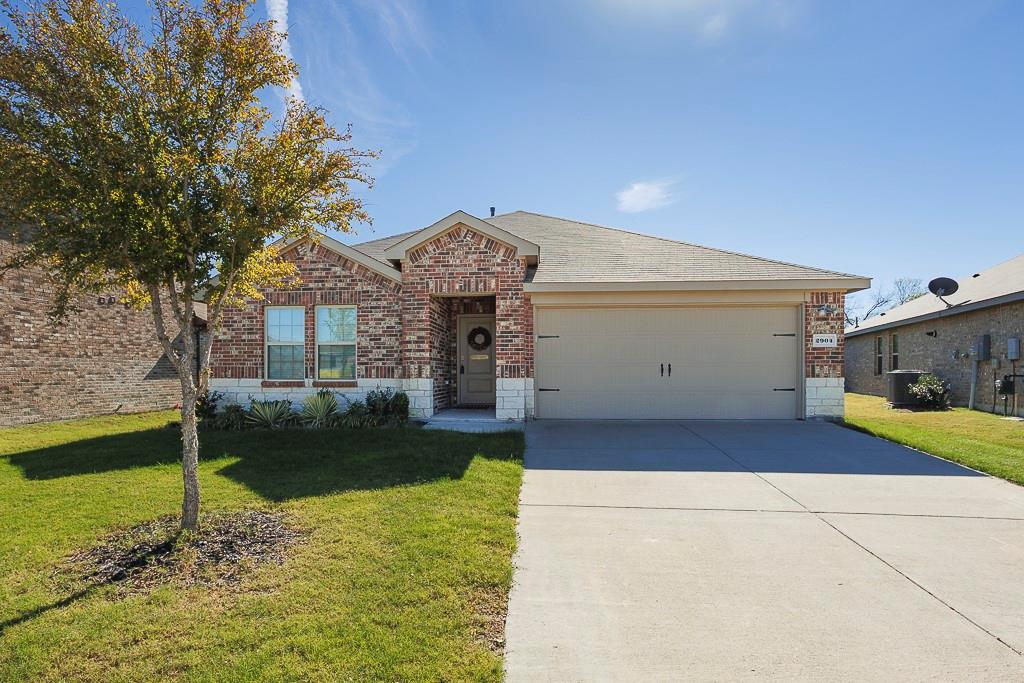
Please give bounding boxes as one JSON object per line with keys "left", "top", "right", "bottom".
{"left": 467, "top": 327, "right": 492, "bottom": 351}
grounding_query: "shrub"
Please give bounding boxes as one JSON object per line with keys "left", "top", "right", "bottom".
{"left": 196, "top": 390, "right": 223, "bottom": 420}
{"left": 364, "top": 388, "right": 391, "bottom": 421}
{"left": 300, "top": 389, "right": 339, "bottom": 428}
{"left": 210, "top": 403, "right": 247, "bottom": 430}
{"left": 246, "top": 399, "right": 297, "bottom": 429}
{"left": 338, "top": 399, "right": 370, "bottom": 428}
{"left": 388, "top": 391, "right": 409, "bottom": 424}
{"left": 364, "top": 388, "right": 410, "bottom": 427}
{"left": 337, "top": 389, "right": 410, "bottom": 428}
{"left": 908, "top": 373, "right": 951, "bottom": 410}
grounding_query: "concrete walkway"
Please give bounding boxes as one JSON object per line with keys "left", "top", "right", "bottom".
{"left": 504, "top": 420, "right": 1024, "bottom": 682}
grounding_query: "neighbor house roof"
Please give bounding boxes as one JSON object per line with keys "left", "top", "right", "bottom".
{"left": 349, "top": 210, "right": 869, "bottom": 292}
{"left": 846, "top": 253, "right": 1024, "bottom": 337}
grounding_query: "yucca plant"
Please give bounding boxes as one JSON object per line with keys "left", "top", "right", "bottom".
{"left": 301, "top": 389, "right": 339, "bottom": 428}
{"left": 246, "top": 399, "right": 296, "bottom": 429}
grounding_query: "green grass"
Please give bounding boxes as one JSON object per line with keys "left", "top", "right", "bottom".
{"left": 844, "top": 393, "right": 1024, "bottom": 485}
{"left": 0, "top": 411, "right": 524, "bottom": 682}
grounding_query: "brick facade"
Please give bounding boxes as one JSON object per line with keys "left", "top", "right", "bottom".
{"left": 845, "top": 300, "right": 1024, "bottom": 416}
{"left": 804, "top": 291, "right": 847, "bottom": 419}
{"left": 209, "top": 224, "right": 534, "bottom": 419}
{"left": 208, "top": 231, "right": 847, "bottom": 422}
{"left": 0, "top": 239, "right": 183, "bottom": 427}
{"left": 210, "top": 240, "right": 402, "bottom": 383}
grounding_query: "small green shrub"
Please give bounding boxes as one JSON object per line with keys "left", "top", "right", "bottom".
{"left": 196, "top": 390, "right": 223, "bottom": 420}
{"left": 339, "top": 399, "right": 370, "bottom": 428}
{"left": 361, "top": 388, "right": 411, "bottom": 427}
{"left": 388, "top": 391, "right": 409, "bottom": 424}
{"left": 210, "top": 403, "right": 247, "bottom": 430}
{"left": 908, "top": 373, "right": 951, "bottom": 410}
{"left": 246, "top": 399, "right": 297, "bottom": 429}
{"left": 364, "top": 388, "right": 391, "bottom": 421}
{"left": 300, "top": 389, "right": 339, "bottom": 428}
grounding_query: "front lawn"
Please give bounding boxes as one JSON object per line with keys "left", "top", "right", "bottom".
{"left": 0, "top": 412, "right": 524, "bottom": 682}
{"left": 844, "top": 393, "right": 1024, "bottom": 485}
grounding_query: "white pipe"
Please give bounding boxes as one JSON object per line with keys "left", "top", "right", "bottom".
{"left": 968, "top": 358, "right": 979, "bottom": 410}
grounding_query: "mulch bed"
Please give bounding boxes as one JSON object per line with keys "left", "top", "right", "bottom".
{"left": 58, "top": 510, "right": 306, "bottom": 596}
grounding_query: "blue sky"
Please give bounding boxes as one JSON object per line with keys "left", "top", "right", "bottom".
{"left": 159, "top": 2, "right": 1023, "bottom": 302}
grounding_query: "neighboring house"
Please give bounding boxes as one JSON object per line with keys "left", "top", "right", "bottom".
{"left": 0, "top": 236, "right": 203, "bottom": 427}
{"left": 209, "top": 210, "right": 869, "bottom": 421}
{"left": 845, "top": 254, "right": 1024, "bottom": 416}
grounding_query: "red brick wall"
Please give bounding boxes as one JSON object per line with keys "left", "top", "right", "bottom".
{"left": 0, "top": 239, "right": 183, "bottom": 426}
{"left": 804, "top": 291, "right": 846, "bottom": 378}
{"left": 399, "top": 224, "right": 533, "bottom": 410}
{"left": 210, "top": 241, "right": 402, "bottom": 383}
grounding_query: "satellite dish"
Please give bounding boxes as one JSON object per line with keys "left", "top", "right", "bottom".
{"left": 928, "top": 277, "right": 959, "bottom": 308}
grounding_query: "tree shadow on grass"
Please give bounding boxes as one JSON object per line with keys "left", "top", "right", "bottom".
{"left": 6, "top": 425, "right": 524, "bottom": 501}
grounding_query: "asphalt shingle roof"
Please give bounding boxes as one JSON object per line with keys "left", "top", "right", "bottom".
{"left": 847, "top": 253, "right": 1024, "bottom": 336}
{"left": 348, "top": 210, "right": 864, "bottom": 284}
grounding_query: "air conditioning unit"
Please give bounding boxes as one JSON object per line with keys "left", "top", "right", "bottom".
{"left": 887, "top": 370, "right": 924, "bottom": 407}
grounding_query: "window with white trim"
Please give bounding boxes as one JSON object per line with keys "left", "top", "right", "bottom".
{"left": 316, "top": 305, "right": 357, "bottom": 380}
{"left": 265, "top": 306, "right": 305, "bottom": 379}
{"left": 890, "top": 333, "right": 899, "bottom": 371}
{"left": 874, "top": 336, "right": 884, "bottom": 375}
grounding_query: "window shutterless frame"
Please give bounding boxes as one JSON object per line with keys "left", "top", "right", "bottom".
{"left": 265, "top": 306, "right": 305, "bottom": 380}
{"left": 890, "top": 333, "right": 899, "bottom": 371}
{"left": 874, "top": 336, "right": 884, "bottom": 375}
{"left": 315, "top": 305, "right": 357, "bottom": 380}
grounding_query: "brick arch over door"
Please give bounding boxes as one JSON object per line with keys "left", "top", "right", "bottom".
{"left": 399, "top": 223, "right": 534, "bottom": 410}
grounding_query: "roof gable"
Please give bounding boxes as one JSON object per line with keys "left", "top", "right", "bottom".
{"left": 275, "top": 233, "right": 402, "bottom": 283}
{"left": 381, "top": 211, "right": 540, "bottom": 263}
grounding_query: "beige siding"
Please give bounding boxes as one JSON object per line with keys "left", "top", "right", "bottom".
{"left": 535, "top": 306, "right": 800, "bottom": 419}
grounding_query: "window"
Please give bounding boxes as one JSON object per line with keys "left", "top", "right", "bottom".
{"left": 874, "top": 336, "right": 884, "bottom": 375}
{"left": 316, "top": 306, "right": 357, "bottom": 380}
{"left": 890, "top": 333, "right": 899, "bottom": 371}
{"left": 265, "top": 306, "right": 304, "bottom": 379}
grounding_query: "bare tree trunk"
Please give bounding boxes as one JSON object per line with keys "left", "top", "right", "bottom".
{"left": 148, "top": 283, "right": 201, "bottom": 533}
{"left": 180, "top": 379, "right": 201, "bottom": 531}
{"left": 175, "top": 296, "right": 201, "bottom": 532}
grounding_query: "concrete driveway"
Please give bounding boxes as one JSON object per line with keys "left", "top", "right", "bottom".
{"left": 504, "top": 420, "right": 1024, "bottom": 682}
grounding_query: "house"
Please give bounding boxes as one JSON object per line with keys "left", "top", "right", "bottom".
{"left": 209, "top": 210, "right": 869, "bottom": 421}
{"left": 0, "top": 236, "right": 202, "bottom": 427}
{"left": 845, "top": 254, "right": 1024, "bottom": 416}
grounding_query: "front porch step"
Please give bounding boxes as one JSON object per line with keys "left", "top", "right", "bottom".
{"left": 422, "top": 408, "right": 524, "bottom": 433}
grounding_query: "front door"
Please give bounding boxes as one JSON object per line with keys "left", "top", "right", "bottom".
{"left": 458, "top": 315, "right": 496, "bottom": 405}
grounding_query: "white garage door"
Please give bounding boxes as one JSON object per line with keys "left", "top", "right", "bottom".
{"left": 534, "top": 306, "right": 800, "bottom": 419}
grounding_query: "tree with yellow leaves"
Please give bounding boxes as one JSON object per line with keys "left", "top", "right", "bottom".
{"left": 0, "top": 0, "right": 375, "bottom": 531}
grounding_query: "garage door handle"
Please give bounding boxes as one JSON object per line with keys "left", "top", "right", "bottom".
{"left": 773, "top": 388, "right": 796, "bottom": 392}
{"left": 667, "top": 363, "right": 671, "bottom": 377}
{"left": 538, "top": 387, "right": 560, "bottom": 392}
{"left": 660, "top": 363, "right": 664, "bottom": 377}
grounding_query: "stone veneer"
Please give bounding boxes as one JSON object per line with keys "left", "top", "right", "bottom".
{"left": 804, "top": 291, "right": 847, "bottom": 420}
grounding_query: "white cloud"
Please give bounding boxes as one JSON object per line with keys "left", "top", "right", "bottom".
{"left": 355, "top": 0, "right": 431, "bottom": 64}
{"left": 266, "top": 0, "right": 304, "bottom": 103}
{"left": 616, "top": 179, "right": 678, "bottom": 213}
{"left": 593, "top": 0, "right": 803, "bottom": 43}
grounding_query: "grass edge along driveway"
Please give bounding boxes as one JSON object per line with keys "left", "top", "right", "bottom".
{"left": 844, "top": 392, "right": 1024, "bottom": 486}
{"left": 0, "top": 411, "right": 524, "bottom": 682}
